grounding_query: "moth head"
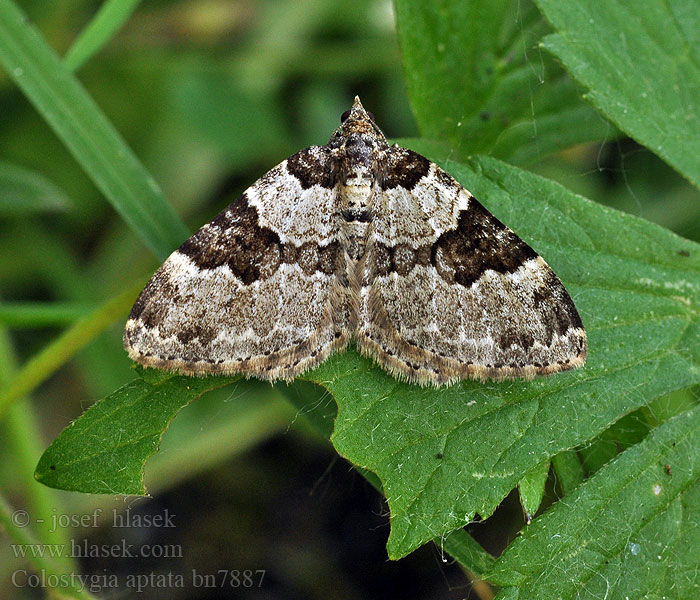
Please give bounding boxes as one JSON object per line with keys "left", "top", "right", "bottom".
{"left": 341, "top": 96, "right": 375, "bottom": 124}
{"left": 332, "top": 96, "right": 386, "bottom": 143}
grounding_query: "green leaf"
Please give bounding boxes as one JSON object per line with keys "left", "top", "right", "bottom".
{"left": 0, "top": 161, "right": 70, "bottom": 214}
{"left": 441, "top": 529, "right": 496, "bottom": 577}
{"left": 0, "top": 301, "right": 94, "bottom": 327}
{"left": 518, "top": 461, "right": 550, "bottom": 522}
{"left": 301, "top": 147, "right": 700, "bottom": 559}
{"left": 536, "top": 0, "right": 700, "bottom": 188}
{"left": 34, "top": 374, "right": 237, "bottom": 495}
{"left": 551, "top": 449, "right": 584, "bottom": 495}
{"left": 63, "top": 0, "right": 142, "bottom": 71}
{"left": 394, "top": 0, "right": 615, "bottom": 164}
{"left": 0, "top": 0, "right": 188, "bottom": 259}
{"left": 489, "top": 405, "right": 700, "bottom": 599}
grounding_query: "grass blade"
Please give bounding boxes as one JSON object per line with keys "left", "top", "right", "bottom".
{"left": 64, "top": 0, "right": 142, "bottom": 71}
{"left": 0, "top": 0, "right": 189, "bottom": 259}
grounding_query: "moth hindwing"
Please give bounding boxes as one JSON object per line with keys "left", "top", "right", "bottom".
{"left": 124, "top": 97, "right": 586, "bottom": 386}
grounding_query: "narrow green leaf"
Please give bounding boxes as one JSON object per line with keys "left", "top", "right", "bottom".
{"left": 489, "top": 405, "right": 700, "bottom": 599}
{"left": 0, "top": 0, "right": 188, "bottom": 259}
{"left": 301, "top": 147, "right": 700, "bottom": 559}
{"left": 518, "top": 461, "right": 550, "bottom": 521}
{"left": 63, "top": 0, "right": 142, "bottom": 71}
{"left": 394, "top": 0, "right": 615, "bottom": 164}
{"left": 0, "top": 494, "right": 97, "bottom": 599}
{"left": 551, "top": 450, "right": 584, "bottom": 496}
{"left": 536, "top": 0, "right": 700, "bottom": 188}
{"left": 0, "top": 161, "right": 70, "bottom": 214}
{"left": 578, "top": 435, "right": 619, "bottom": 476}
{"left": 0, "top": 327, "right": 80, "bottom": 577}
{"left": 35, "top": 374, "right": 237, "bottom": 495}
{"left": 0, "top": 280, "right": 143, "bottom": 419}
{"left": 441, "top": 529, "right": 496, "bottom": 577}
{"left": 0, "top": 301, "right": 94, "bottom": 327}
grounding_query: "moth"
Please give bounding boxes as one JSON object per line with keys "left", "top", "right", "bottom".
{"left": 124, "top": 97, "right": 586, "bottom": 386}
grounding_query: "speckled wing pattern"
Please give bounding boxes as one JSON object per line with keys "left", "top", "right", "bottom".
{"left": 124, "top": 97, "right": 586, "bottom": 386}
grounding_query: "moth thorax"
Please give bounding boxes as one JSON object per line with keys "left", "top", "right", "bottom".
{"left": 341, "top": 167, "right": 373, "bottom": 210}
